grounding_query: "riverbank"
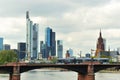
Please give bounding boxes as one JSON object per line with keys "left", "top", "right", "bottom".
{"left": 99, "top": 70, "right": 120, "bottom": 73}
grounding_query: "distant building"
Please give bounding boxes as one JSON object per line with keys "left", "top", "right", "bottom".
{"left": 68, "top": 48, "right": 73, "bottom": 57}
{"left": 57, "top": 40, "right": 63, "bottom": 58}
{"left": 86, "top": 53, "right": 91, "bottom": 58}
{"left": 95, "top": 30, "right": 105, "bottom": 57}
{"left": 98, "top": 51, "right": 119, "bottom": 59}
{"left": 3, "top": 44, "right": 10, "bottom": 50}
{"left": 0, "top": 38, "right": 3, "bottom": 51}
{"left": 40, "top": 41, "right": 46, "bottom": 58}
{"left": 98, "top": 51, "right": 110, "bottom": 58}
{"left": 18, "top": 42, "right": 26, "bottom": 60}
{"left": 26, "top": 11, "right": 38, "bottom": 60}
{"left": 65, "top": 50, "right": 70, "bottom": 58}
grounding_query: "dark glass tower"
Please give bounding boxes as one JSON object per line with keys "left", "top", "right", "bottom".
{"left": 18, "top": 42, "right": 26, "bottom": 60}
{"left": 44, "top": 27, "right": 56, "bottom": 58}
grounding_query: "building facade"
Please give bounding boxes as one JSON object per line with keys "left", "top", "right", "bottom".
{"left": 44, "top": 27, "right": 56, "bottom": 58}
{"left": 26, "top": 11, "right": 38, "bottom": 60}
{"left": 40, "top": 41, "right": 46, "bottom": 58}
{"left": 18, "top": 42, "right": 26, "bottom": 60}
{"left": 68, "top": 48, "right": 73, "bottom": 57}
{"left": 3, "top": 44, "right": 10, "bottom": 50}
{"left": 57, "top": 40, "right": 63, "bottom": 58}
{"left": 0, "top": 38, "right": 3, "bottom": 51}
{"left": 95, "top": 30, "right": 105, "bottom": 57}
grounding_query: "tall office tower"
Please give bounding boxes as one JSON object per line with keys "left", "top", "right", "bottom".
{"left": 45, "top": 27, "right": 56, "bottom": 58}
{"left": 18, "top": 42, "right": 26, "bottom": 60}
{"left": 57, "top": 40, "right": 63, "bottom": 58}
{"left": 3, "top": 44, "right": 10, "bottom": 50}
{"left": 68, "top": 48, "right": 73, "bottom": 57}
{"left": 26, "top": 11, "right": 38, "bottom": 60}
{"left": 95, "top": 30, "right": 105, "bottom": 57}
{"left": 32, "top": 23, "right": 38, "bottom": 59}
{"left": 51, "top": 32, "right": 56, "bottom": 56}
{"left": 40, "top": 41, "right": 46, "bottom": 58}
{"left": 0, "top": 38, "right": 3, "bottom": 51}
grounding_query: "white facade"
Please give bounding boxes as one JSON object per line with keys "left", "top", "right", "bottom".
{"left": 26, "top": 11, "right": 38, "bottom": 60}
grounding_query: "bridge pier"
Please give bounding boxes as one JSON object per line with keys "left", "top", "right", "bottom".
{"left": 78, "top": 73, "right": 94, "bottom": 80}
{"left": 10, "top": 73, "right": 20, "bottom": 80}
{"left": 78, "top": 64, "right": 95, "bottom": 80}
{"left": 9, "top": 64, "right": 20, "bottom": 80}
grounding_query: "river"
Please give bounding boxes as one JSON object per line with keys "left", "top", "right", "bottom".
{"left": 0, "top": 69, "right": 120, "bottom": 80}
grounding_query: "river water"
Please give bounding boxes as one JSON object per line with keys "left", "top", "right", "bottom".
{"left": 0, "top": 69, "right": 120, "bottom": 80}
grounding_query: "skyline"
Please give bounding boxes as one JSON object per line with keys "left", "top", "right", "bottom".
{"left": 0, "top": 0, "right": 120, "bottom": 56}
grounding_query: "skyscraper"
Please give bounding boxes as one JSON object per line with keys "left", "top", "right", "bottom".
{"left": 26, "top": 11, "right": 38, "bottom": 60}
{"left": 44, "top": 27, "right": 56, "bottom": 58}
{"left": 57, "top": 40, "right": 63, "bottom": 58}
{"left": 95, "top": 30, "right": 105, "bottom": 57}
{"left": 68, "top": 48, "right": 73, "bottom": 57}
{"left": 18, "top": 42, "right": 26, "bottom": 60}
{"left": 0, "top": 38, "right": 3, "bottom": 51}
{"left": 40, "top": 41, "right": 46, "bottom": 58}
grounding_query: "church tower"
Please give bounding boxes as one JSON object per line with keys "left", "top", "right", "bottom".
{"left": 95, "top": 30, "right": 105, "bottom": 57}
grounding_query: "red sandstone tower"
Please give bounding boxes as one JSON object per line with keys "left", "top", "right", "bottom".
{"left": 95, "top": 30, "right": 105, "bottom": 57}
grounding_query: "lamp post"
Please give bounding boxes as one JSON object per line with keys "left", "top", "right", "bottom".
{"left": 91, "top": 49, "right": 95, "bottom": 72}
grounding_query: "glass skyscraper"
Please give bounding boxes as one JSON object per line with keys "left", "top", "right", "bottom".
{"left": 68, "top": 48, "right": 73, "bottom": 57}
{"left": 57, "top": 40, "right": 63, "bottom": 58}
{"left": 0, "top": 37, "right": 3, "bottom": 51}
{"left": 40, "top": 41, "right": 46, "bottom": 58}
{"left": 18, "top": 42, "right": 26, "bottom": 60}
{"left": 44, "top": 27, "right": 56, "bottom": 58}
{"left": 26, "top": 11, "right": 38, "bottom": 60}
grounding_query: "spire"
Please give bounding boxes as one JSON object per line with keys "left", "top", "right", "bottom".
{"left": 99, "top": 29, "right": 102, "bottom": 38}
{"left": 26, "top": 11, "right": 29, "bottom": 19}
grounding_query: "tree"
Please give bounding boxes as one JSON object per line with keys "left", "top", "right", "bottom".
{"left": 0, "top": 50, "right": 17, "bottom": 64}
{"left": 50, "top": 57, "right": 58, "bottom": 64}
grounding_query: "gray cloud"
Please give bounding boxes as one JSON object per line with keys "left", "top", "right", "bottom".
{"left": 0, "top": 0, "right": 120, "bottom": 55}
{"left": 69, "top": 0, "right": 111, "bottom": 7}
{"left": 0, "top": 0, "right": 73, "bottom": 17}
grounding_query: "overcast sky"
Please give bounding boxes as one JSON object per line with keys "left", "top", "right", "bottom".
{"left": 0, "top": 0, "right": 120, "bottom": 56}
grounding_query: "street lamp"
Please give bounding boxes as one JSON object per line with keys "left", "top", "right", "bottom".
{"left": 91, "top": 49, "right": 95, "bottom": 71}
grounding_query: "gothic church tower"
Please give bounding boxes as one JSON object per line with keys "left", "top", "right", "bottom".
{"left": 95, "top": 30, "right": 105, "bottom": 57}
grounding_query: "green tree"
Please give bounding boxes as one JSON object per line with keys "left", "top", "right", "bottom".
{"left": 50, "top": 57, "right": 58, "bottom": 64}
{"left": 0, "top": 50, "right": 17, "bottom": 64}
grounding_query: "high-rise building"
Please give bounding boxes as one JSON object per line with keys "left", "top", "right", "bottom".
{"left": 26, "top": 11, "right": 38, "bottom": 60}
{"left": 57, "top": 40, "right": 63, "bottom": 58}
{"left": 51, "top": 32, "right": 56, "bottom": 56}
{"left": 3, "top": 44, "right": 10, "bottom": 50}
{"left": 40, "top": 41, "right": 46, "bottom": 58}
{"left": 68, "top": 48, "right": 73, "bottom": 57}
{"left": 18, "top": 42, "right": 26, "bottom": 60}
{"left": 44, "top": 27, "right": 56, "bottom": 58}
{"left": 95, "top": 30, "right": 105, "bottom": 57}
{"left": 0, "top": 38, "right": 3, "bottom": 51}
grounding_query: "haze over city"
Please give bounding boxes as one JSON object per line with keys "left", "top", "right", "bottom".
{"left": 0, "top": 0, "right": 120, "bottom": 56}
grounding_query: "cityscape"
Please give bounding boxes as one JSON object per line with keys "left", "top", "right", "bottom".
{"left": 1, "top": 0, "right": 120, "bottom": 80}
{"left": 0, "top": 11, "right": 120, "bottom": 63}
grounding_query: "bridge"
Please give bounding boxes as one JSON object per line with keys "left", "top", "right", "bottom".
{"left": 0, "top": 62, "right": 120, "bottom": 80}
